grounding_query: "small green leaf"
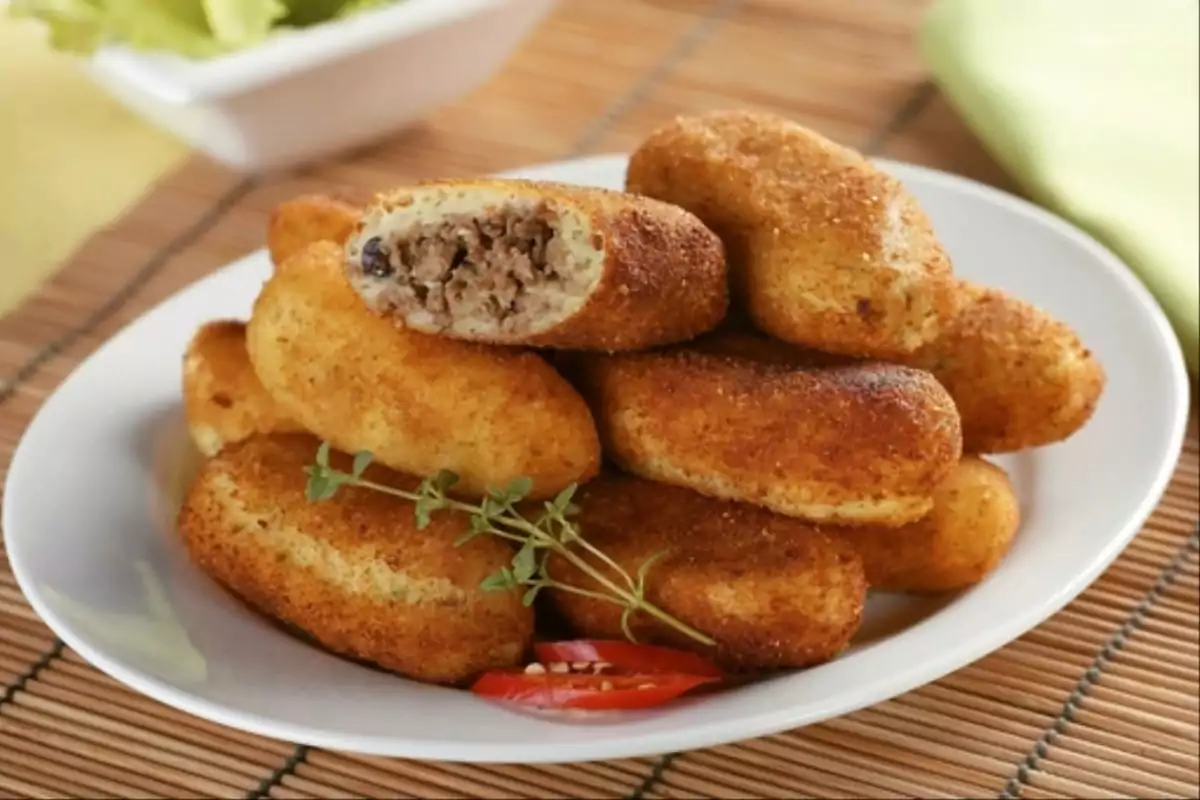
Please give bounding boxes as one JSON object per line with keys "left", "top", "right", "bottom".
{"left": 305, "top": 474, "right": 330, "bottom": 502}
{"left": 315, "top": 441, "right": 332, "bottom": 467}
{"left": 511, "top": 543, "right": 537, "bottom": 583}
{"left": 305, "top": 467, "right": 344, "bottom": 502}
{"left": 505, "top": 476, "right": 534, "bottom": 503}
{"left": 414, "top": 497, "right": 434, "bottom": 529}
{"left": 557, "top": 520, "right": 580, "bottom": 543}
{"left": 481, "top": 495, "right": 504, "bottom": 518}
{"left": 550, "top": 484, "right": 576, "bottom": 514}
{"left": 521, "top": 586, "right": 541, "bottom": 607}
{"left": 480, "top": 567, "right": 516, "bottom": 592}
{"left": 433, "top": 469, "right": 460, "bottom": 493}
{"left": 453, "top": 528, "right": 483, "bottom": 547}
{"left": 453, "top": 516, "right": 491, "bottom": 547}
{"left": 351, "top": 450, "right": 373, "bottom": 478}
{"left": 563, "top": 502, "right": 582, "bottom": 517}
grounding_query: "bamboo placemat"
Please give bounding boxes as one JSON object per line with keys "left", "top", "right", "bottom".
{"left": 1, "top": 1, "right": 1197, "bottom": 797}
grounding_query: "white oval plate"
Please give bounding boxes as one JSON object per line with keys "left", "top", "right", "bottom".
{"left": 4, "top": 154, "right": 1189, "bottom": 763}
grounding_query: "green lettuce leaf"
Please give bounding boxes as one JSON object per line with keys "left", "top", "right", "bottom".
{"left": 8, "top": 0, "right": 105, "bottom": 53}
{"left": 101, "top": 0, "right": 220, "bottom": 57}
{"left": 203, "top": 0, "right": 287, "bottom": 48}
{"left": 335, "top": 0, "right": 393, "bottom": 17}
{"left": 279, "top": 0, "right": 352, "bottom": 27}
{"left": 12, "top": 0, "right": 219, "bottom": 57}
{"left": 7, "top": 0, "right": 399, "bottom": 58}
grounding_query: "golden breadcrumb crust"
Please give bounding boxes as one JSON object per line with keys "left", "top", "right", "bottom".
{"left": 246, "top": 240, "right": 601, "bottom": 500}
{"left": 833, "top": 455, "right": 1020, "bottom": 592}
{"left": 545, "top": 472, "right": 867, "bottom": 671}
{"left": 573, "top": 347, "right": 962, "bottom": 526}
{"left": 177, "top": 434, "right": 533, "bottom": 685}
{"left": 905, "top": 281, "right": 1106, "bottom": 453}
{"left": 625, "top": 109, "right": 959, "bottom": 358}
{"left": 353, "top": 178, "right": 729, "bottom": 350}
{"left": 267, "top": 194, "right": 362, "bottom": 268}
{"left": 182, "top": 320, "right": 304, "bottom": 456}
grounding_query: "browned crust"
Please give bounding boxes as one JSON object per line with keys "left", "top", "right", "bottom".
{"left": 572, "top": 347, "right": 962, "bottom": 526}
{"left": 545, "top": 473, "right": 867, "bottom": 671}
{"left": 625, "top": 109, "right": 959, "bottom": 359}
{"left": 904, "top": 281, "right": 1106, "bottom": 453}
{"left": 246, "top": 240, "right": 601, "bottom": 499}
{"left": 832, "top": 456, "right": 1021, "bottom": 592}
{"left": 688, "top": 327, "right": 860, "bottom": 368}
{"left": 182, "top": 320, "right": 305, "bottom": 456}
{"left": 177, "top": 434, "right": 533, "bottom": 685}
{"left": 355, "top": 179, "right": 729, "bottom": 350}
{"left": 541, "top": 184, "right": 729, "bottom": 350}
{"left": 267, "top": 194, "right": 362, "bottom": 268}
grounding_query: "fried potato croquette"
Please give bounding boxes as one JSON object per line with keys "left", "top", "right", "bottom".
{"left": 267, "top": 194, "right": 362, "bottom": 268}
{"left": 178, "top": 434, "right": 533, "bottom": 685}
{"left": 246, "top": 241, "right": 600, "bottom": 499}
{"left": 182, "top": 320, "right": 303, "bottom": 456}
{"left": 903, "top": 282, "right": 1105, "bottom": 453}
{"left": 572, "top": 348, "right": 962, "bottom": 526}
{"left": 344, "top": 179, "right": 728, "bottom": 350}
{"left": 546, "top": 473, "right": 867, "bottom": 671}
{"left": 625, "top": 109, "right": 959, "bottom": 359}
{"left": 832, "top": 456, "right": 1020, "bottom": 593}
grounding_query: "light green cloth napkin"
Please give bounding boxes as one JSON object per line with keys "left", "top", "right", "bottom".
{"left": 921, "top": 0, "right": 1199, "bottom": 375}
{"left": 0, "top": 16, "right": 187, "bottom": 318}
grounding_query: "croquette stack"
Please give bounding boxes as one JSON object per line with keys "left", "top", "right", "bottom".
{"left": 177, "top": 110, "right": 1105, "bottom": 686}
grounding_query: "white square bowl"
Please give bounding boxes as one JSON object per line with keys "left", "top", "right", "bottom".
{"left": 80, "top": 0, "right": 556, "bottom": 172}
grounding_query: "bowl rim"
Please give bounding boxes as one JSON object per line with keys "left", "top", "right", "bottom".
{"left": 84, "top": 0, "right": 536, "bottom": 105}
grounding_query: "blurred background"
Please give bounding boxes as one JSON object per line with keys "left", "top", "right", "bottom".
{"left": 1, "top": 0, "right": 1197, "bottom": 372}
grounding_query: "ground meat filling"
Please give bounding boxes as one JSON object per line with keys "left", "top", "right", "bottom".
{"left": 358, "top": 204, "right": 583, "bottom": 333}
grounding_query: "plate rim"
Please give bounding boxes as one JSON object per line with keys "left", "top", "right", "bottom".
{"left": 2, "top": 153, "right": 1191, "bottom": 763}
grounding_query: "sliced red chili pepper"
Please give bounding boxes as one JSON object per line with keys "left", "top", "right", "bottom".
{"left": 533, "top": 639, "right": 724, "bottom": 679}
{"left": 470, "top": 670, "right": 716, "bottom": 710}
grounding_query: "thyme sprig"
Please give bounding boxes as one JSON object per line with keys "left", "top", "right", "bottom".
{"left": 304, "top": 442, "right": 715, "bottom": 647}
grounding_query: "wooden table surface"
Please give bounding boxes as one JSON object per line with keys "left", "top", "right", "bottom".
{"left": 0, "top": 2, "right": 1197, "bottom": 798}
